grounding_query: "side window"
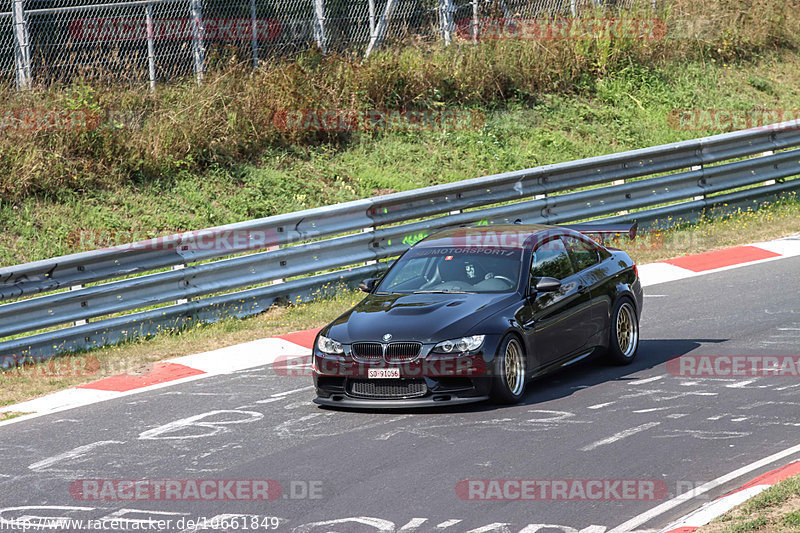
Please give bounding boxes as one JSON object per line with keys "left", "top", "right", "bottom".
{"left": 562, "top": 235, "right": 601, "bottom": 272}
{"left": 530, "top": 238, "right": 574, "bottom": 281}
{"left": 384, "top": 257, "right": 431, "bottom": 289}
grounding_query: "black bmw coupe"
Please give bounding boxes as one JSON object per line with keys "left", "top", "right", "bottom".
{"left": 312, "top": 224, "right": 643, "bottom": 408}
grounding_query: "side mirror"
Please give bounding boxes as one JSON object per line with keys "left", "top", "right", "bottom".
{"left": 534, "top": 277, "right": 562, "bottom": 293}
{"left": 358, "top": 278, "right": 378, "bottom": 293}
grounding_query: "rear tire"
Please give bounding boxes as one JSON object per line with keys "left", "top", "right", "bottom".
{"left": 606, "top": 298, "right": 639, "bottom": 365}
{"left": 490, "top": 336, "right": 527, "bottom": 404}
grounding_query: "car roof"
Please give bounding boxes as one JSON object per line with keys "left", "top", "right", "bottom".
{"left": 415, "top": 224, "right": 569, "bottom": 249}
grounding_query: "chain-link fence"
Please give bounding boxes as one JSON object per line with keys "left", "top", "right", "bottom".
{"left": 1, "top": 0, "right": 651, "bottom": 88}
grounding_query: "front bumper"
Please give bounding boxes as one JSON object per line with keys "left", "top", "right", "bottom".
{"left": 313, "top": 372, "right": 493, "bottom": 408}
{"left": 313, "top": 394, "right": 489, "bottom": 409}
{"left": 311, "top": 335, "right": 503, "bottom": 408}
{"left": 312, "top": 347, "right": 497, "bottom": 407}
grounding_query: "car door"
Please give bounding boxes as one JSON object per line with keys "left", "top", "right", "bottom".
{"left": 517, "top": 235, "right": 593, "bottom": 368}
{"left": 561, "top": 233, "right": 610, "bottom": 343}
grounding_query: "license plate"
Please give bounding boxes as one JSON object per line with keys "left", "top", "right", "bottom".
{"left": 368, "top": 368, "right": 400, "bottom": 379}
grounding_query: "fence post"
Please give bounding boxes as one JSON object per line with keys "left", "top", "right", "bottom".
{"left": 190, "top": 0, "right": 205, "bottom": 83}
{"left": 145, "top": 3, "right": 156, "bottom": 90}
{"left": 570, "top": 0, "right": 577, "bottom": 17}
{"left": 440, "top": 0, "right": 454, "bottom": 46}
{"left": 368, "top": 0, "right": 376, "bottom": 37}
{"left": 471, "top": 0, "right": 478, "bottom": 42}
{"left": 12, "top": 0, "right": 31, "bottom": 90}
{"left": 364, "top": 0, "right": 397, "bottom": 58}
{"left": 250, "top": 0, "right": 259, "bottom": 67}
{"left": 312, "top": 0, "right": 326, "bottom": 53}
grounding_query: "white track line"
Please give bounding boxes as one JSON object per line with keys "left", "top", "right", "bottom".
{"left": 661, "top": 485, "right": 769, "bottom": 530}
{"left": 28, "top": 440, "right": 123, "bottom": 471}
{"left": 580, "top": 422, "right": 661, "bottom": 452}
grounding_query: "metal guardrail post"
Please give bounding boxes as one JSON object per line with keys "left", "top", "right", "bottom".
{"left": 612, "top": 179, "right": 629, "bottom": 216}
{"left": 312, "top": 0, "right": 326, "bottom": 54}
{"left": 363, "top": 227, "right": 376, "bottom": 266}
{"left": 250, "top": 0, "right": 259, "bottom": 68}
{"left": 145, "top": 3, "right": 156, "bottom": 90}
{"left": 71, "top": 285, "right": 88, "bottom": 326}
{"left": 12, "top": 0, "right": 31, "bottom": 90}
{"left": 271, "top": 243, "right": 286, "bottom": 285}
{"left": 691, "top": 163, "right": 704, "bottom": 201}
{"left": 190, "top": 0, "right": 205, "bottom": 84}
{"left": 172, "top": 264, "right": 189, "bottom": 304}
{"left": 762, "top": 151, "right": 777, "bottom": 186}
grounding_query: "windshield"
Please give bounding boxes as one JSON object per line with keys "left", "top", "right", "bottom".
{"left": 376, "top": 246, "right": 522, "bottom": 294}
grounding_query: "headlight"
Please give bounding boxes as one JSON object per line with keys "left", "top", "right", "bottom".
{"left": 317, "top": 335, "right": 344, "bottom": 355}
{"left": 432, "top": 335, "right": 485, "bottom": 354}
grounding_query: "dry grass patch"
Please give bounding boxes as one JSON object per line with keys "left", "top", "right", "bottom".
{"left": 698, "top": 475, "right": 800, "bottom": 532}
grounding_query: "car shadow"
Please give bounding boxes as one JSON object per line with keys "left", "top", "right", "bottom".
{"left": 316, "top": 338, "right": 727, "bottom": 415}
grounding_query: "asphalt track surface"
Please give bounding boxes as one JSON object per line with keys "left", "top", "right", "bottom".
{"left": 0, "top": 255, "right": 799, "bottom": 533}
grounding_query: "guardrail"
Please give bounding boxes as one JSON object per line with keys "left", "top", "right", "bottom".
{"left": 2, "top": 120, "right": 800, "bottom": 366}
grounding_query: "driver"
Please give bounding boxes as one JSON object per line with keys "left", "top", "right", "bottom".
{"left": 437, "top": 256, "right": 472, "bottom": 285}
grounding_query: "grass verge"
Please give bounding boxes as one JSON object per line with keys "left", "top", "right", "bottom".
{"left": 0, "top": 412, "right": 30, "bottom": 422}
{"left": 699, "top": 474, "right": 800, "bottom": 532}
{"left": 2, "top": 0, "right": 799, "bottom": 203}
{"left": 1, "top": 0, "right": 800, "bottom": 265}
{"left": 1, "top": 195, "right": 798, "bottom": 408}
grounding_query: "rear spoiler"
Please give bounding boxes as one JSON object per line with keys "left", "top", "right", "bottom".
{"left": 562, "top": 221, "right": 638, "bottom": 245}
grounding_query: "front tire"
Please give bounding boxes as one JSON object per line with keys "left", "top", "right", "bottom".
{"left": 490, "top": 336, "right": 527, "bottom": 404}
{"left": 606, "top": 298, "right": 639, "bottom": 365}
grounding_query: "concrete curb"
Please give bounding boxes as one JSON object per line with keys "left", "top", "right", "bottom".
{"left": 660, "top": 461, "right": 800, "bottom": 532}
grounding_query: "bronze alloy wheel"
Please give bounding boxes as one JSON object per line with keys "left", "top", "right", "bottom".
{"left": 504, "top": 338, "right": 526, "bottom": 396}
{"left": 616, "top": 301, "right": 638, "bottom": 358}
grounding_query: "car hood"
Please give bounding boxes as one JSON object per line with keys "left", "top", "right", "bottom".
{"left": 325, "top": 292, "right": 516, "bottom": 344}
